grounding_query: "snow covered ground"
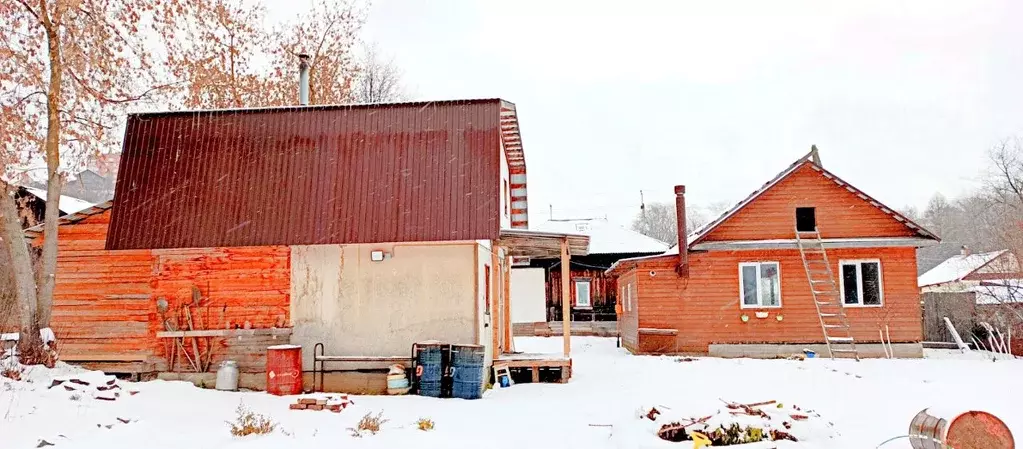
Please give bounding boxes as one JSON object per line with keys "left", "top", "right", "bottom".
{"left": 1, "top": 337, "right": 1019, "bottom": 448}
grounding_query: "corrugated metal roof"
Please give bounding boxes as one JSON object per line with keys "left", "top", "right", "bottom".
{"left": 107, "top": 99, "right": 519, "bottom": 250}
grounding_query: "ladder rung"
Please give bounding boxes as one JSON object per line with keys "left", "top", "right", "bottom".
{"left": 820, "top": 313, "right": 840, "bottom": 317}
{"left": 813, "top": 290, "right": 839, "bottom": 296}
{"left": 810, "top": 279, "right": 834, "bottom": 284}
{"left": 831, "top": 349, "right": 858, "bottom": 353}
{"left": 827, "top": 336, "right": 855, "bottom": 342}
{"left": 823, "top": 324, "right": 846, "bottom": 328}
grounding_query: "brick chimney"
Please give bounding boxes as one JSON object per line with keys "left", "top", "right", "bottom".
{"left": 674, "top": 185, "right": 688, "bottom": 276}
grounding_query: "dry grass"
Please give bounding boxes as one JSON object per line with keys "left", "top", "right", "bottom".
{"left": 416, "top": 417, "right": 434, "bottom": 431}
{"left": 349, "top": 411, "right": 388, "bottom": 437}
{"left": 227, "top": 403, "right": 277, "bottom": 437}
{"left": 1, "top": 366, "right": 22, "bottom": 381}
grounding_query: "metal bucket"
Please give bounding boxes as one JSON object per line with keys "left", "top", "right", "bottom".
{"left": 909, "top": 408, "right": 1015, "bottom": 449}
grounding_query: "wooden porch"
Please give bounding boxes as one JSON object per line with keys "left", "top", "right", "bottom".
{"left": 496, "top": 229, "right": 589, "bottom": 383}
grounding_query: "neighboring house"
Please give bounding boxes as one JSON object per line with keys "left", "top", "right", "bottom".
{"left": 917, "top": 249, "right": 1023, "bottom": 353}
{"left": 607, "top": 148, "right": 940, "bottom": 358}
{"left": 26, "top": 168, "right": 117, "bottom": 204}
{"left": 511, "top": 218, "right": 668, "bottom": 335}
{"left": 28, "top": 99, "right": 589, "bottom": 392}
{"left": 10, "top": 186, "right": 94, "bottom": 228}
{"left": 918, "top": 248, "right": 1021, "bottom": 292}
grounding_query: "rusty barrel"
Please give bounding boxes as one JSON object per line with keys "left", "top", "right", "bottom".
{"left": 909, "top": 408, "right": 1015, "bottom": 449}
{"left": 266, "top": 344, "right": 302, "bottom": 396}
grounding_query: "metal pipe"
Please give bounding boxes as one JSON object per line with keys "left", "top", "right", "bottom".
{"left": 298, "top": 54, "right": 311, "bottom": 105}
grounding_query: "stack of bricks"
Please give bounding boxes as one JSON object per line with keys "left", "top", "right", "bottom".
{"left": 288, "top": 394, "right": 353, "bottom": 413}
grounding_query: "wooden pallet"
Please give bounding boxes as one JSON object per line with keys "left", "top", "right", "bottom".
{"left": 495, "top": 356, "right": 572, "bottom": 383}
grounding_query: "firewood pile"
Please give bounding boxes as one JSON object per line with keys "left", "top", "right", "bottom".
{"left": 288, "top": 394, "right": 353, "bottom": 413}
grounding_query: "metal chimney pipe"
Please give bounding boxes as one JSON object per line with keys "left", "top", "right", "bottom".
{"left": 674, "top": 185, "right": 689, "bottom": 276}
{"left": 298, "top": 54, "right": 311, "bottom": 106}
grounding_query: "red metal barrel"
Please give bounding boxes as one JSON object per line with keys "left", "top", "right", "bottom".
{"left": 909, "top": 408, "right": 1015, "bottom": 449}
{"left": 266, "top": 344, "right": 302, "bottom": 395}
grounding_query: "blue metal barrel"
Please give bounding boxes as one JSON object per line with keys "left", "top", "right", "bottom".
{"left": 450, "top": 344, "right": 485, "bottom": 400}
{"left": 414, "top": 342, "right": 444, "bottom": 397}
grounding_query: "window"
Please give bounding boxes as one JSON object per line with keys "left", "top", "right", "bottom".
{"left": 574, "top": 279, "right": 592, "bottom": 307}
{"left": 739, "top": 262, "right": 781, "bottom": 308}
{"left": 840, "top": 260, "right": 883, "bottom": 306}
{"left": 796, "top": 207, "right": 816, "bottom": 232}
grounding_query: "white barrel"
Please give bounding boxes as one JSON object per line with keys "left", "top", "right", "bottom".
{"left": 215, "top": 360, "right": 240, "bottom": 391}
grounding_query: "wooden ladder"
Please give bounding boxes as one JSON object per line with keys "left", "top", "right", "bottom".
{"left": 795, "top": 227, "right": 860, "bottom": 360}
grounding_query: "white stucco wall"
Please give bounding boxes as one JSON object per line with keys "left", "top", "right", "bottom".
{"left": 290, "top": 243, "right": 478, "bottom": 369}
{"left": 511, "top": 267, "right": 547, "bottom": 323}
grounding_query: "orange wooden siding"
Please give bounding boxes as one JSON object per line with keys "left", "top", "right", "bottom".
{"left": 630, "top": 247, "right": 921, "bottom": 353}
{"left": 701, "top": 164, "right": 917, "bottom": 242}
{"left": 617, "top": 271, "right": 639, "bottom": 351}
{"left": 43, "top": 210, "right": 290, "bottom": 371}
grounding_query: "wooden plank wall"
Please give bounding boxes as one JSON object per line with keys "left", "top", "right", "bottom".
{"left": 43, "top": 210, "right": 291, "bottom": 372}
{"left": 632, "top": 247, "right": 922, "bottom": 353}
{"left": 546, "top": 266, "right": 617, "bottom": 320}
{"left": 45, "top": 212, "right": 156, "bottom": 364}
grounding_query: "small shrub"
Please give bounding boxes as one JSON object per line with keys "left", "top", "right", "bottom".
{"left": 416, "top": 417, "right": 434, "bottom": 431}
{"left": 227, "top": 403, "right": 277, "bottom": 437}
{"left": 349, "top": 411, "right": 387, "bottom": 437}
{"left": 69, "top": 393, "right": 82, "bottom": 401}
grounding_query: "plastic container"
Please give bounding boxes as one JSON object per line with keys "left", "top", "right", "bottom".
{"left": 386, "top": 364, "right": 410, "bottom": 395}
{"left": 450, "top": 344, "right": 485, "bottom": 400}
{"left": 266, "top": 344, "right": 302, "bottom": 396}
{"left": 909, "top": 408, "right": 1014, "bottom": 449}
{"left": 215, "top": 360, "right": 239, "bottom": 391}
{"left": 414, "top": 342, "right": 445, "bottom": 397}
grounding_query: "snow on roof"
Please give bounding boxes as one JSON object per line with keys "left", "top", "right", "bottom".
{"left": 918, "top": 250, "right": 1006, "bottom": 288}
{"left": 22, "top": 187, "right": 96, "bottom": 215}
{"left": 970, "top": 280, "right": 1023, "bottom": 304}
{"left": 530, "top": 218, "right": 669, "bottom": 255}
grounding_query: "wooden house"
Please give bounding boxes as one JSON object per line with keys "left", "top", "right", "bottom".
{"left": 28, "top": 99, "right": 589, "bottom": 392}
{"left": 918, "top": 249, "right": 1023, "bottom": 354}
{"left": 511, "top": 218, "right": 667, "bottom": 336}
{"left": 607, "top": 149, "right": 940, "bottom": 358}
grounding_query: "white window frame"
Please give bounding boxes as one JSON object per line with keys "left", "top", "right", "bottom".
{"left": 574, "top": 278, "right": 592, "bottom": 308}
{"left": 839, "top": 259, "right": 884, "bottom": 307}
{"left": 738, "top": 261, "right": 782, "bottom": 309}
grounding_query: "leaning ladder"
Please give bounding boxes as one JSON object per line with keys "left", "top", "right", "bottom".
{"left": 795, "top": 226, "right": 860, "bottom": 360}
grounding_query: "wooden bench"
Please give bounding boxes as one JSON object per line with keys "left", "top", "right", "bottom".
{"left": 311, "top": 343, "right": 412, "bottom": 392}
{"left": 495, "top": 355, "right": 572, "bottom": 383}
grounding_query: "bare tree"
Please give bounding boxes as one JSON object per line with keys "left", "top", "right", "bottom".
{"left": 631, "top": 202, "right": 709, "bottom": 244}
{"left": 1, "top": 0, "right": 180, "bottom": 364}
{"left": 352, "top": 43, "right": 408, "bottom": 103}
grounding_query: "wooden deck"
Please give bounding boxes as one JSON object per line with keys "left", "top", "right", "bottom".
{"left": 495, "top": 353, "right": 572, "bottom": 383}
{"left": 513, "top": 321, "right": 619, "bottom": 337}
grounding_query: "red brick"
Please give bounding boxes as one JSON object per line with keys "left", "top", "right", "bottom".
{"left": 289, "top": 403, "right": 306, "bottom": 410}
{"left": 298, "top": 398, "right": 317, "bottom": 405}
{"left": 307, "top": 404, "right": 324, "bottom": 411}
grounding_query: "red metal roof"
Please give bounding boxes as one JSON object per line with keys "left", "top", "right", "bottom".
{"left": 106, "top": 99, "right": 522, "bottom": 250}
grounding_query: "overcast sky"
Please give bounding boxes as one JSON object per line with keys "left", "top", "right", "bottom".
{"left": 269, "top": 0, "right": 1023, "bottom": 226}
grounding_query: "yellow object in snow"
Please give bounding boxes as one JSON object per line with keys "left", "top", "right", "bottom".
{"left": 691, "top": 431, "right": 712, "bottom": 448}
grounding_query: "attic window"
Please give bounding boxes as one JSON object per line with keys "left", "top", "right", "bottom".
{"left": 796, "top": 207, "right": 816, "bottom": 232}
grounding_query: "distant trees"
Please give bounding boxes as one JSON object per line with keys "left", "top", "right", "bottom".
{"left": 170, "top": 0, "right": 371, "bottom": 109}
{"left": 352, "top": 44, "right": 409, "bottom": 103}
{"left": 631, "top": 202, "right": 710, "bottom": 245}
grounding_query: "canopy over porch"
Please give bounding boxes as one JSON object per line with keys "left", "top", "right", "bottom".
{"left": 496, "top": 229, "right": 590, "bottom": 362}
